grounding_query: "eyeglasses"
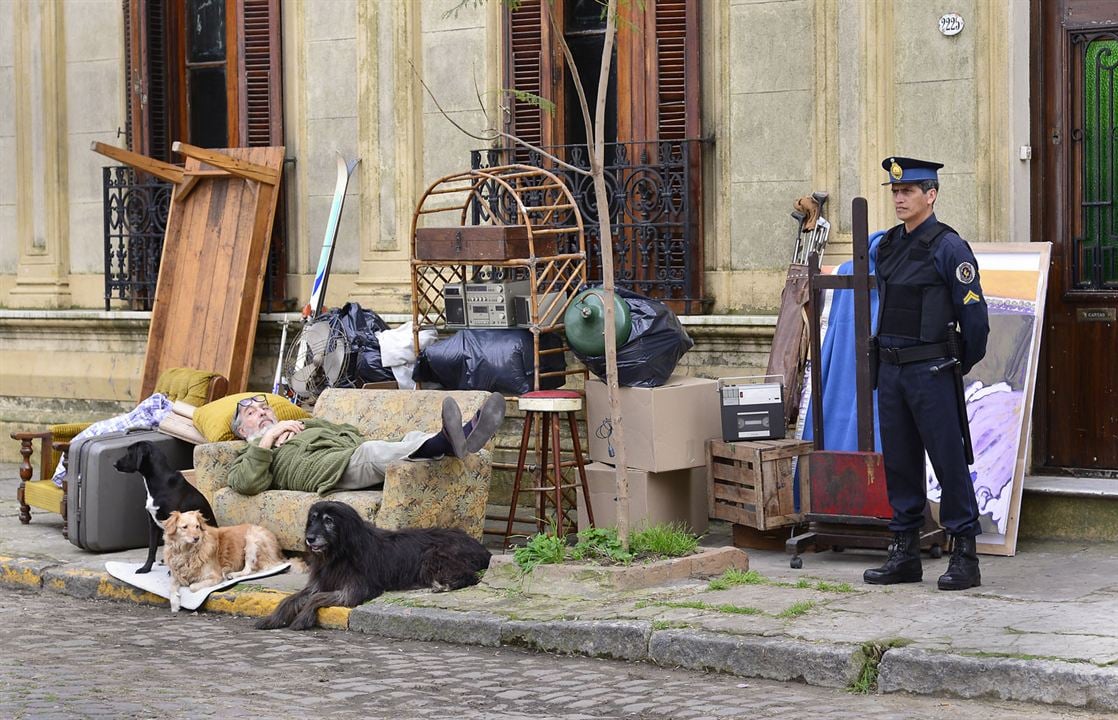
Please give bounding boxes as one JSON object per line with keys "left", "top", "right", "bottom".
{"left": 236, "top": 394, "right": 268, "bottom": 408}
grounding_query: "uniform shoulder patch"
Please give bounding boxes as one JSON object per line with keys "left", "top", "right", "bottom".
{"left": 955, "top": 261, "right": 976, "bottom": 284}
{"left": 963, "top": 290, "right": 982, "bottom": 305}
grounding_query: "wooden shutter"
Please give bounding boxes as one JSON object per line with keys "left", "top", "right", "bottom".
{"left": 125, "top": 0, "right": 172, "bottom": 161}
{"left": 616, "top": 0, "right": 698, "bottom": 144}
{"left": 654, "top": 0, "right": 697, "bottom": 141}
{"left": 504, "top": 0, "right": 566, "bottom": 151}
{"left": 505, "top": 0, "right": 543, "bottom": 148}
{"left": 239, "top": 0, "right": 283, "bottom": 147}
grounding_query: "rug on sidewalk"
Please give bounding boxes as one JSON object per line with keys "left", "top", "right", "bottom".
{"left": 105, "top": 561, "right": 291, "bottom": 611}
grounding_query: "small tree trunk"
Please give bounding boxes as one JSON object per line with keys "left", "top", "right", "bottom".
{"left": 590, "top": 0, "right": 630, "bottom": 548}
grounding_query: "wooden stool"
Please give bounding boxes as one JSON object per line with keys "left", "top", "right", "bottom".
{"left": 504, "top": 390, "right": 593, "bottom": 544}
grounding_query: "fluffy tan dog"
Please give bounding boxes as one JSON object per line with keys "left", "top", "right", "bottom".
{"left": 162, "top": 510, "right": 292, "bottom": 612}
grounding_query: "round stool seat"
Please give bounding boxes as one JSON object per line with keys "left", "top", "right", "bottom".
{"left": 518, "top": 389, "right": 582, "bottom": 413}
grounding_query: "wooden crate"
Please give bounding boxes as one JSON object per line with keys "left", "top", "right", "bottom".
{"left": 707, "top": 438, "right": 812, "bottom": 530}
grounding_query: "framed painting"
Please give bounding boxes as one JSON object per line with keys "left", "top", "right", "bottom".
{"left": 796, "top": 241, "right": 1052, "bottom": 556}
{"left": 928, "top": 242, "right": 1052, "bottom": 556}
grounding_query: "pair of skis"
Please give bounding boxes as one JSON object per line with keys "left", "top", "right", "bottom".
{"left": 273, "top": 152, "right": 361, "bottom": 397}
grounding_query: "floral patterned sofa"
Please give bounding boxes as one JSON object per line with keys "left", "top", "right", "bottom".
{"left": 192, "top": 388, "right": 495, "bottom": 551}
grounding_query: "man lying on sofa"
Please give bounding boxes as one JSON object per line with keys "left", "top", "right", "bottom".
{"left": 226, "top": 392, "right": 506, "bottom": 495}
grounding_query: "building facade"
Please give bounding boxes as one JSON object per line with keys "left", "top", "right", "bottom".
{"left": 0, "top": 1, "right": 1114, "bottom": 490}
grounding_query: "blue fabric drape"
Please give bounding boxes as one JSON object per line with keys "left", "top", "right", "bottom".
{"left": 801, "top": 230, "right": 886, "bottom": 454}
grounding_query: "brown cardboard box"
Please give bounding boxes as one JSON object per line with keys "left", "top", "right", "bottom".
{"left": 585, "top": 375, "right": 722, "bottom": 472}
{"left": 576, "top": 462, "right": 709, "bottom": 535}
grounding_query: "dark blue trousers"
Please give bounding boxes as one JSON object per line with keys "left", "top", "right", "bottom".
{"left": 877, "top": 360, "right": 981, "bottom": 537}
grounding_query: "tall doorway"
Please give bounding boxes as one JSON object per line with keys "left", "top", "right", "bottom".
{"left": 1032, "top": 0, "right": 1117, "bottom": 474}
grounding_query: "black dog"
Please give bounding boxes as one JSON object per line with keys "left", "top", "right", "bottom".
{"left": 113, "top": 440, "right": 217, "bottom": 574}
{"left": 256, "top": 501, "right": 491, "bottom": 631}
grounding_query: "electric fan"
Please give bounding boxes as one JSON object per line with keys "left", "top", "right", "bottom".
{"left": 281, "top": 316, "right": 351, "bottom": 406}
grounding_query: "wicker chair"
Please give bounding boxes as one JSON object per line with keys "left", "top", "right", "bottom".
{"left": 10, "top": 368, "right": 228, "bottom": 538}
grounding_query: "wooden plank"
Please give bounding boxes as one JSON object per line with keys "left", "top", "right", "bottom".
{"left": 138, "top": 146, "right": 285, "bottom": 396}
{"left": 710, "top": 460, "right": 757, "bottom": 483}
{"left": 711, "top": 504, "right": 758, "bottom": 527}
{"left": 711, "top": 482, "right": 758, "bottom": 505}
{"left": 172, "top": 141, "right": 280, "bottom": 185}
{"left": 90, "top": 141, "right": 183, "bottom": 184}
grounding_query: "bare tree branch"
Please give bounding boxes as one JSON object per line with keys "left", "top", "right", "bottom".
{"left": 542, "top": 1, "right": 594, "bottom": 151}
{"left": 411, "top": 58, "right": 591, "bottom": 177}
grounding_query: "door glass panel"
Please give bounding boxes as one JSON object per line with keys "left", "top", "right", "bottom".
{"left": 1074, "top": 36, "right": 1117, "bottom": 290}
{"left": 188, "top": 67, "right": 228, "bottom": 148}
{"left": 187, "top": 0, "right": 226, "bottom": 63}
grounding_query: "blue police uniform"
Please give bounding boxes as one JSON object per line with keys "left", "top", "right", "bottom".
{"left": 865, "top": 156, "right": 990, "bottom": 590}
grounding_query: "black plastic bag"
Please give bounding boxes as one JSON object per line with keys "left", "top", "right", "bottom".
{"left": 318, "top": 302, "right": 395, "bottom": 386}
{"left": 414, "top": 329, "right": 566, "bottom": 395}
{"left": 571, "top": 287, "right": 693, "bottom": 388}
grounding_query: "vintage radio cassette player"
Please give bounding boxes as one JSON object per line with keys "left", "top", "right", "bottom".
{"left": 719, "top": 376, "right": 786, "bottom": 442}
{"left": 514, "top": 290, "right": 567, "bottom": 328}
{"left": 443, "top": 280, "right": 530, "bottom": 328}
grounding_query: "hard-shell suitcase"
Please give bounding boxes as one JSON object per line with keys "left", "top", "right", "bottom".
{"left": 66, "top": 430, "right": 193, "bottom": 552}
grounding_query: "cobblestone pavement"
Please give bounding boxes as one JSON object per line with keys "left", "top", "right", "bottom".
{"left": 1, "top": 588, "right": 1103, "bottom": 720}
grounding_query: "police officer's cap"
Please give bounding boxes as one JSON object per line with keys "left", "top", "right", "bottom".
{"left": 881, "top": 156, "right": 943, "bottom": 185}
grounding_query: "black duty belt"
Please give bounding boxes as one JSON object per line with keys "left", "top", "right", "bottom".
{"left": 878, "top": 343, "right": 949, "bottom": 365}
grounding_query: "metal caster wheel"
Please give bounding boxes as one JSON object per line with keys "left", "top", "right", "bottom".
{"left": 790, "top": 556, "right": 803, "bottom": 569}
{"left": 929, "top": 544, "right": 943, "bottom": 559}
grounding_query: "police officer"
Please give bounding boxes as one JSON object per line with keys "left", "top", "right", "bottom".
{"left": 864, "top": 156, "right": 989, "bottom": 591}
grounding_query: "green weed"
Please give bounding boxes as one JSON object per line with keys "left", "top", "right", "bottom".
{"left": 777, "top": 600, "right": 816, "bottom": 618}
{"left": 571, "top": 527, "right": 633, "bottom": 564}
{"left": 513, "top": 532, "right": 567, "bottom": 572}
{"left": 707, "top": 568, "right": 766, "bottom": 590}
{"left": 655, "top": 599, "right": 764, "bottom": 616}
{"left": 629, "top": 522, "right": 699, "bottom": 557}
{"left": 848, "top": 639, "right": 911, "bottom": 694}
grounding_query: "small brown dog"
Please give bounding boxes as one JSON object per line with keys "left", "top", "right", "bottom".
{"left": 162, "top": 510, "right": 294, "bottom": 612}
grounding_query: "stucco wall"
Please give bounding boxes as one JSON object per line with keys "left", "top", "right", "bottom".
{"left": 0, "top": 0, "right": 16, "bottom": 279}
{"left": 0, "top": 1, "right": 1029, "bottom": 314}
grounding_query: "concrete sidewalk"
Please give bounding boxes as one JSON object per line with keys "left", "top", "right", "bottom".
{"left": 2, "top": 464, "right": 1116, "bottom": 713}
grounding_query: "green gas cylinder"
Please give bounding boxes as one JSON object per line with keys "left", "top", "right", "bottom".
{"left": 563, "top": 289, "right": 633, "bottom": 356}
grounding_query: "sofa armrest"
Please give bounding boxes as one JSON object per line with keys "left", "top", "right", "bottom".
{"left": 375, "top": 450, "right": 492, "bottom": 541}
{"left": 193, "top": 440, "right": 247, "bottom": 506}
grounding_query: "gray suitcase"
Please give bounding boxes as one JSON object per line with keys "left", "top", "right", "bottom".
{"left": 66, "top": 429, "right": 194, "bottom": 552}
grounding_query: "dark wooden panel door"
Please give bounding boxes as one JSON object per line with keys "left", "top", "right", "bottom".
{"left": 1032, "top": 0, "right": 1118, "bottom": 473}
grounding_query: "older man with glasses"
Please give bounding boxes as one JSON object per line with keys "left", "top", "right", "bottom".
{"left": 226, "top": 392, "right": 506, "bottom": 496}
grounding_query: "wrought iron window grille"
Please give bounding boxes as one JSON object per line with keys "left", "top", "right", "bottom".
{"left": 1070, "top": 31, "right": 1117, "bottom": 292}
{"left": 470, "top": 139, "right": 708, "bottom": 314}
{"left": 102, "top": 158, "right": 295, "bottom": 311}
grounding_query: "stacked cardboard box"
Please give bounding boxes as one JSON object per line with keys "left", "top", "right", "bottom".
{"left": 577, "top": 375, "right": 722, "bottom": 534}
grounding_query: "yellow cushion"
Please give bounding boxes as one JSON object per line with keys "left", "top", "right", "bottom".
{"left": 193, "top": 392, "right": 309, "bottom": 443}
{"left": 153, "top": 367, "right": 221, "bottom": 406}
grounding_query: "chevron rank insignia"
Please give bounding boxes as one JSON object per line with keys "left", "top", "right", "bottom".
{"left": 963, "top": 290, "right": 982, "bottom": 305}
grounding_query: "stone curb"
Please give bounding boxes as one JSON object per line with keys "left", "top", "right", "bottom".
{"left": 4, "top": 555, "right": 1115, "bottom": 711}
{"left": 349, "top": 605, "right": 505, "bottom": 646}
{"left": 0, "top": 555, "right": 346, "bottom": 626}
{"left": 504, "top": 619, "right": 651, "bottom": 661}
{"left": 0, "top": 555, "right": 53, "bottom": 590}
{"left": 878, "top": 646, "right": 1118, "bottom": 713}
{"left": 649, "top": 629, "right": 863, "bottom": 689}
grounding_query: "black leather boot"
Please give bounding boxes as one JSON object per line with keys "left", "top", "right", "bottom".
{"left": 863, "top": 529, "right": 922, "bottom": 584}
{"left": 937, "top": 535, "right": 981, "bottom": 590}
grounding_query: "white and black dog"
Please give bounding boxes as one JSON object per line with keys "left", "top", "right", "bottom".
{"left": 113, "top": 440, "right": 217, "bottom": 574}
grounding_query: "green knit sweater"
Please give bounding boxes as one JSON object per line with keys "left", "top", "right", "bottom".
{"left": 227, "top": 418, "right": 365, "bottom": 496}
